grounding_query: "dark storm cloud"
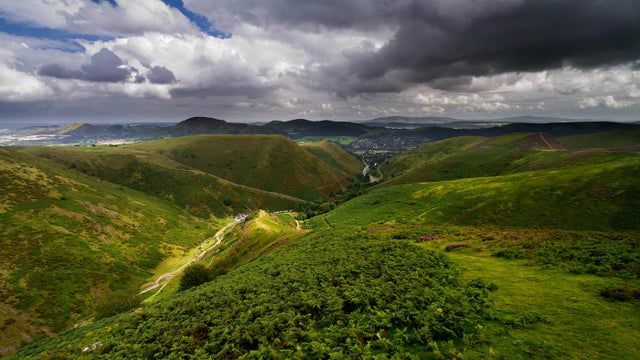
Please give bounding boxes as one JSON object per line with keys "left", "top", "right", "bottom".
{"left": 39, "top": 48, "right": 138, "bottom": 83}
{"left": 147, "top": 66, "right": 177, "bottom": 84}
{"left": 201, "top": 0, "right": 640, "bottom": 96}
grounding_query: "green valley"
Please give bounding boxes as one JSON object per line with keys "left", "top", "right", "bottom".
{"left": 2, "top": 128, "right": 639, "bottom": 359}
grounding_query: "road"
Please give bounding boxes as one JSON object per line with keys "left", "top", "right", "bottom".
{"left": 139, "top": 214, "right": 246, "bottom": 296}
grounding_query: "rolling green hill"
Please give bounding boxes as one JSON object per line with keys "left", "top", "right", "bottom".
{"left": 23, "top": 135, "right": 363, "bottom": 215}
{"left": 13, "top": 228, "right": 494, "bottom": 359}
{"left": 27, "top": 146, "right": 304, "bottom": 217}
{"left": 0, "top": 148, "right": 216, "bottom": 353}
{"left": 322, "top": 156, "right": 640, "bottom": 232}
{"left": 300, "top": 140, "right": 363, "bottom": 178}
{"left": 378, "top": 132, "right": 638, "bottom": 188}
{"left": 5, "top": 130, "right": 640, "bottom": 359}
{"left": 559, "top": 129, "right": 640, "bottom": 149}
{"left": 135, "top": 135, "right": 362, "bottom": 201}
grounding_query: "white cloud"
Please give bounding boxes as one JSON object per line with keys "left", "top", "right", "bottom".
{"left": 0, "top": 0, "right": 199, "bottom": 36}
{"left": 0, "top": 49, "right": 51, "bottom": 101}
{"left": 579, "top": 96, "right": 637, "bottom": 109}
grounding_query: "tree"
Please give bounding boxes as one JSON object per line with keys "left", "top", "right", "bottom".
{"left": 180, "top": 264, "right": 212, "bottom": 291}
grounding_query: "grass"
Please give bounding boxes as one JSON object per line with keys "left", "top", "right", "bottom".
{"left": 320, "top": 156, "right": 640, "bottom": 232}
{"left": 23, "top": 142, "right": 306, "bottom": 217}
{"left": 5, "top": 130, "right": 640, "bottom": 358}
{"left": 559, "top": 129, "right": 640, "bottom": 149}
{"left": 301, "top": 140, "right": 363, "bottom": 176}
{"left": 23, "top": 135, "right": 362, "bottom": 207}
{"left": 0, "top": 148, "right": 215, "bottom": 352}
{"left": 377, "top": 133, "right": 638, "bottom": 188}
{"left": 444, "top": 251, "right": 640, "bottom": 359}
{"left": 297, "top": 136, "right": 359, "bottom": 145}
{"left": 205, "top": 210, "right": 306, "bottom": 278}
{"left": 130, "top": 134, "right": 362, "bottom": 201}
{"left": 13, "top": 229, "right": 495, "bottom": 359}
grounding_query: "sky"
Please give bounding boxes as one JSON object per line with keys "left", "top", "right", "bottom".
{"left": 0, "top": 0, "right": 639, "bottom": 123}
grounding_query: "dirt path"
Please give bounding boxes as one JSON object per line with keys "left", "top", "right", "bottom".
{"left": 288, "top": 213, "right": 302, "bottom": 230}
{"left": 139, "top": 215, "right": 245, "bottom": 296}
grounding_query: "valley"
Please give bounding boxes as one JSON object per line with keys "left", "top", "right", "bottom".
{"left": 0, "top": 119, "right": 638, "bottom": 358}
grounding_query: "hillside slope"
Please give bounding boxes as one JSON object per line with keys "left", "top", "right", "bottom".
{"left": 378, "top": 132, "right": 636, "bottom": 187}
{"left": 14, "top": 229, "right": 493, "bottom": 359}
{"left": 322, "top": 156, "right": 640, "bottom": 232}
{"left": 301, "top": 140, "right": 363, "bottom": 177}
{"left": 559, "top": 129, "right": 640, "bottom": 149}
{"left": 0, "top": 148, "right": 214, "bottom": 353}
{"left": 138, "top": 135, "right": 362, "bottom": 201}
{"left": 27, "top": 145, "right": 304, "bottom": 217}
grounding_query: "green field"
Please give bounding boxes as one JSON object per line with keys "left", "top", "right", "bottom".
{"left": 3, "top": 130, "right": 640, "bottom": 358}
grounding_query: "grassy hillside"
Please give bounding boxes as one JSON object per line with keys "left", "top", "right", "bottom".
{"left": 559, "top": 129, "right": 640, "bottom": 149}
{"left": 13, "top": 229, "right": 494, "bottom": 359}
{"left": 0, "top": 148, "right": 215, "bottom": 353}
{"left": 301, "top": 140, "right": 363, "bottom": 177}
{"left": 205, "top": 211, "right": 306, "bottom": 278}
{"left": 6, "top": 130, "right": 639, "bottom": 358}
{"left": 321, "top": 156, "right": 640, "bottom": 232}
{"left": 379, "top": 132, "right": 638, "bottom": 187}
{"left": 142, "top": 135, "right": 361, "bottom": 201}
{"left": 23, "top": 138, "right": 319, "bottom": 216}
{"left": 381, "top": 136, "right": 485, "bottom": 178}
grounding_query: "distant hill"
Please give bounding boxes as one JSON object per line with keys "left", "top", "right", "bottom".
{"left": 300, "top": 140, "right": 364, "bottom": 177}
{"left": 149, "top": 134, "right": 362, "bottom": 201}
{"left": 264, "top": 119, "right": 378, "bottom": 138}
{"left": 169, "top": 117, "right": 274, "bottom": 136}
{"left": 364, "top": 116, "right": 458, "bottom": 124}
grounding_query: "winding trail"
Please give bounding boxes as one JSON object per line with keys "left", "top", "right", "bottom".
{"left": 139, "top": 215, "right": 246, "bottom": 296}
{"left": 289, "top": 213, "right": 302, "bottom": 230}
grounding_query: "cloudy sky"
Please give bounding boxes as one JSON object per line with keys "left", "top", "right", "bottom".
{"left": 0, "top": 0, "right": 639, "bottom": 123}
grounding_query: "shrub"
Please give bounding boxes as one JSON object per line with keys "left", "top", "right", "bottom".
{"left": 179, "top": 264, "right": 212, "bottom": 291}
{"left": 493, "top": 248, "right": 527, "bottom": 260}
{"left": 600, "top": 283, "right": 640, "bottom": 301}
{"left": 95, "top": 292, "right": 140, "bottom": 320}
{"left": 445, "top": 243, "right": 470, "bottom": 251}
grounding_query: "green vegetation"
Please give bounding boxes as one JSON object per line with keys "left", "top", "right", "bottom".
{"left": 28, "top": 146, "right": 303, "bottom": 217}
{"left": 297, "top": 135, "right": 359, "bottom": 145}
{"left": 205, "top": 210, "right": 305, "bottom": 277}
{"left": 179, "top": 264, "right": 212, "bottom": 291}
{"left": 377, "top": 133, "right": 638, "bottom": 188}
{"left": 323, "top": 155, "right": 640, "bottom": 231}
{"left": 0, "top": 148, "right": 214, "bottom": 352}
{"left": 13, "top": 229, "right": 494, "bottom": 359}
{"left": 559, "top": 129, "right": 640, "bottom": 149}
{"left": 301, "top": 140, "right": 363, "bottom": 176}
{"left": 5, "top": 130, "right": 640, "bottom": 358}
{"left": 132, "top": 134, "right": 362, "bottom": 201}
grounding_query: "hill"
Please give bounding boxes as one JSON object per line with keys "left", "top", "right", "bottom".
{"left": 24, "top": 135, "right": 362, "bottom": 209}
{"left": 139, "top": 135, "right": 362, "bottom": 201}
{"left": 323, "top": 155, "right": 640, "bottom": 232}
{"left": 0, "top": 148, "right": 215, "bottom": 352}
{"left": 25, "top": 145, "right": 304, "bottom": 218}
{"left": 264, "top": 119, "right": 378, "bottom": 138}
{"left": 300, "top": 140, "right": 364, "bottom": 177}
{"left": 13, "top": 227, "right": 494, "bottom": 359}
{"left": 169, "top": 117, "right": 273, "bottom": 136}
{"left": 559, "top": 129, "right": 640, "bottom": 149}
{"left": 377, "top": 132, "right": 639, "bottom": 187}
